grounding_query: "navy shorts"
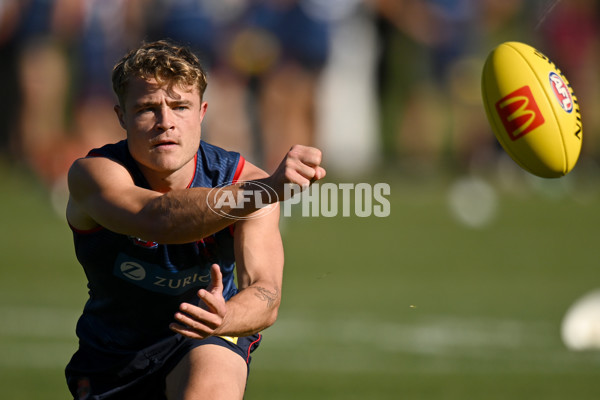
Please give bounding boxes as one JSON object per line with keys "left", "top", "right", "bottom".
{"left": 65, "top": 333, "right": 261, "bottom": 400}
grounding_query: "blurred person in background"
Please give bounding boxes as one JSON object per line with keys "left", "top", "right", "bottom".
{"left": 9, "top": 0, "right": 152, "bottom": 219}
{"left": 236, "top": 0, "right": 330, "bottom": 172}
{"left": 8, "top": 0, "right": 74, "bottom": 183}
{"left": 68, "top": 0, "right": 146, "bottom": 170}
{"left": 0, "top": 0, "right": 22, "bottom": 158}
{"left": 4, "top": 0, "right": 143, "bottom": 201}
{"left": 373, "top": 0, "right": 527, "bottom": 172}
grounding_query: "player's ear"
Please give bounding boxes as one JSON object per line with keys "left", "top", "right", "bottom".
{"left": 114, "top": 104, "right": 126, "bottom": 129}
{"left": 199, "top": 101, "right": 208, "bottom": 122}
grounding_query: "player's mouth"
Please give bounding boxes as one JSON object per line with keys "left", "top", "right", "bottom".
{"left": 151, "top": 139, "right": 179, "bottom": 149}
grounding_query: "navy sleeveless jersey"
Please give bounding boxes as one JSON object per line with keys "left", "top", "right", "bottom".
{"left": 70, "top": 140, "right": 244, "bottom": 354}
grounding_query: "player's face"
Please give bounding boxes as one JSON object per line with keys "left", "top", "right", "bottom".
{"left": 116, "top": 77, "right": 207, "bottom": 187}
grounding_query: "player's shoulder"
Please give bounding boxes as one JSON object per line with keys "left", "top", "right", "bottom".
{"left": 70, "top": 139, "right": 126, "bottom": 167}
{"left": 68, "top": 141, "right": 134, "bottom": 192}
{"left": 69, "top": 149, "right": 127, "bottom": 179}
{"left": 83, "top": 140, "right": 132, "bottom": 166}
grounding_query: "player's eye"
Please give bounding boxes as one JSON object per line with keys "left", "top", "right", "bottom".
{"left": 136, "top": 107, "right": 153, "bottom": 115}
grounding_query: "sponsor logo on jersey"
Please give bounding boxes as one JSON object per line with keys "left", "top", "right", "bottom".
{"left": 495, "top": 85, "right": 545, "bottom": 140}
{"left": 120, "top": 261, "right": 146, "bottom": 281}
{"left": 114, "top": 253, "right": 211, "bottom": 295}
{"left": 549, "top": 72, "right": 573, "bottom": 113}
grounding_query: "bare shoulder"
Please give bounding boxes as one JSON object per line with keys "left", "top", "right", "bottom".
{"left": 68, "top": 155, "right": 128, "bottom": 180}
{"left": 66, "top": 156, "right": 136, "bottom": 230}
{"left": 68, "top": 156, "right": 132, "bottom": 197}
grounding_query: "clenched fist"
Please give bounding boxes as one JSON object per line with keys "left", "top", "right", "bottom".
{"left": 267, "top": 145, "right": 326, "bottom": 199}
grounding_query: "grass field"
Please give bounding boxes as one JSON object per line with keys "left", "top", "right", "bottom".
{"left": 1, "top": 161, "right": 600, "bottom": 399}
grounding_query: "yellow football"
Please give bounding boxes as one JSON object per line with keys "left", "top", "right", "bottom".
{"left": 482, "top": 41, "right": 582, "bottom": 178}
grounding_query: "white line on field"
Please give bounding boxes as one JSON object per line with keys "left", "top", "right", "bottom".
{"left": 265, "top": 314, "right": 559, "bottom": 353}
{"left": 254, "top": 314, "right": 595, "bottom": 374}
{"left": 0, "top": 306, "right": 588, "bottom": 373}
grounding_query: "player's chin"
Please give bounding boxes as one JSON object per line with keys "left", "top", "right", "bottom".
{"left": 147, "top": 153, "right": 190, "bottom": 172}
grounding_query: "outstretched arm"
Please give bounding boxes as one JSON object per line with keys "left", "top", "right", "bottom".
{"left": 67, "top": 144, "right": 325, "bottom": 244}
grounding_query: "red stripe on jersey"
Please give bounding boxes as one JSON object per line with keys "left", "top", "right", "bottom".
{"left": 186, "top": 153, "right": 199, "bottom": 189}
{"left": 232, "top": 156, "right": 246, "bottom": 184}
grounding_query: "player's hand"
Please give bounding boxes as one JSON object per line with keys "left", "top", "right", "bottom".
{"left": 169, "top": 264, "right": 227, "bottom": 339}
{"left": 267, "top": 145, "right": 326, "bottom": 199}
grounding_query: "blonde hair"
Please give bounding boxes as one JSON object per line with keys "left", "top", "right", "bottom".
{"left": 112, "top": 40, "right": 208, "bottom": 105}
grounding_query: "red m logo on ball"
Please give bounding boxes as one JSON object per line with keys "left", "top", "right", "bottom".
{"left": 495, "top": 86, "right": 545, "bottom": 141}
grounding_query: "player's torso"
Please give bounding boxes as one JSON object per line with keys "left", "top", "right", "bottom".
{"left": 71, "top": 140, "right": 241, "bottom": 352}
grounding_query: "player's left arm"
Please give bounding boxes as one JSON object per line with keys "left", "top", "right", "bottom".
{"left": 170, "top": 161, "right": 284, "bottom": 338}
{"left": 221, "top": 199, "right": 284, "bottom": 336}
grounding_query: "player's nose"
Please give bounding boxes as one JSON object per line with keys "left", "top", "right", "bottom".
{"left": 155, "top": 106, "right": 175, "bottom": 131}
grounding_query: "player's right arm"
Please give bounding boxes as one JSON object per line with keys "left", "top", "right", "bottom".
{"left": 66, "top": 145, "right": 325, "bottom": 244}
{"left": 67, "top": 155, "right": 262, "bottom": 244}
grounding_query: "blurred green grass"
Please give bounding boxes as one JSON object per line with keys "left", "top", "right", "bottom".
{"left": 1, "top": 163, "right": 599, "bottom": 399}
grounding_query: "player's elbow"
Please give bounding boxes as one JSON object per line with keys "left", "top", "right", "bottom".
{"left": 265, "top": 306, "right": 280, "bottom": 329}
{"left": 265, "top": 292, "right": 283, "bottom": 329}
